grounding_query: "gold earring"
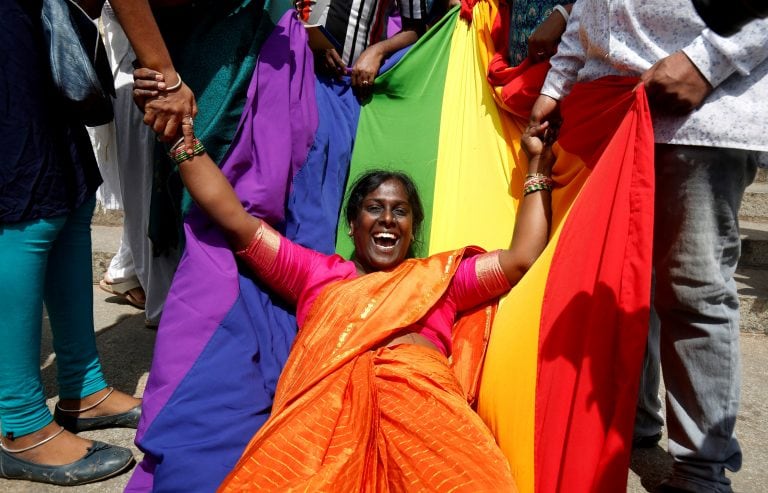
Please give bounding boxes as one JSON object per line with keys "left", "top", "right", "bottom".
{"left": 347, "top": 230, "right": 353, "bottom": 237}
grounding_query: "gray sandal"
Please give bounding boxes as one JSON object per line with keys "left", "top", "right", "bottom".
{"left": 0, "top": 430, "right": 134, "bottom": 486}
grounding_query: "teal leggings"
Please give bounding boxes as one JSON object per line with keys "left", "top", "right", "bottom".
{"left": 0, "top": 197, "right": 107, "bottom": 438}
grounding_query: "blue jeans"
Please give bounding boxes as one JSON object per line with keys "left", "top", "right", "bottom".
{"left": 636, "top": 145, "right": 757, "bottom": 492}
{"left": 0, "top": 197, "right": 107, "bottom": 437}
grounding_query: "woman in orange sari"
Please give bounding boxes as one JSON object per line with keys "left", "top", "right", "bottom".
{"left": 167, "top": 117, "right": 555, "bottom": 491}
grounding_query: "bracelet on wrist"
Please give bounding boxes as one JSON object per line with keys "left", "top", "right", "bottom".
{"left": 523, "top": 182, "right": 553, "bottom": 195}
{"left": 525, "top": 172, "right": 551, "bottom": 179}
{"left": 163, "top": 73, "right": 183, "bottom": 92}
{"left": 523, "top": 173, "right": 554, "bottom": 195}
{"left": 552, "top": 4, "right": 569, "bottom": 23}
{"left": 168, "top": 137, "right": 206, "bottom": 165}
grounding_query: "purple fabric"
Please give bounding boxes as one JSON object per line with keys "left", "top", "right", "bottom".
{"left": 226, "top": 22, "right": 319, "bottom": 226}
{"left": 127, "top": 12, "right": 317, "bottom": 490}
{"left": 387, "top": 9, "right": 402, "bottom": 38}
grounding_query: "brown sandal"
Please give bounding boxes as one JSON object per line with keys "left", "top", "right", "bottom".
{"left": 99, "top": 276, "right": 146, "bottom": 309}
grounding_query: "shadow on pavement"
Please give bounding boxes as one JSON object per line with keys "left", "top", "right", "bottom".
{"left": 40, "top": 312, "right": 155, "bottom": 399}
{"left": 630, "top": 444, "right": 674, "bottom": 492}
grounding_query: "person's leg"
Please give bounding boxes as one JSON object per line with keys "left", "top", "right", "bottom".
{"left": 0, "top": 213, "right": 102, "bottom": 466}
{"left": 87, "top": 55, "right": 145, "bottom": 308}
{"left": 44, "top": 197, "right": 107, "bottom": 400}
{"left": 633, "top": 297, "right": 664, "bottom": 446}
{"left": 375, "top": 346, "right": 516, "bottom": 490}
{"left": 0, "top": 203, "right": 137, "bottom": 480}
{"left": 0, "top": 215, "right": 67, "bottom": 439}
{"left": 109, "top": 22, "right": 176, "bottom": 325}
{"left": 653, "top": 144, "right": 757, "bottom": 492}
{"left": 44, "top": 197, "right": 141, "bottom": 417}
{"left": 100, "top": 237, "right": 146, "bottom": 309}
{"left": 106, "top": 238, "right": 138, "bottom": 284}
{"left": 88, "top": 122, "right": 123, "bottom": 211}
{"left": 114, "top": 98, "right": 169, "bottom": 321}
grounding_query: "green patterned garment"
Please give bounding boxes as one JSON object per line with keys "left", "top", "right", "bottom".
{"left": 148, "top": 0, "right": 292, "bottom": 253}
{"left": 508, "top": 0, "right": 566, "bottom": 65}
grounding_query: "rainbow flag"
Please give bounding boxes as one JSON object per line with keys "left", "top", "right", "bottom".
{"left": 127, "top": 2, "right": 654, "bottom": 492}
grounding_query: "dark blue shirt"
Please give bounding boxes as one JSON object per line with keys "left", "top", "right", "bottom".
{"left": 1, "top": 0, "right": 101, "bottom": 224}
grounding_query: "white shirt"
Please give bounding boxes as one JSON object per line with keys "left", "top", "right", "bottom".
{"left": 540, "top": 0, "right": 768, "bottom": 151}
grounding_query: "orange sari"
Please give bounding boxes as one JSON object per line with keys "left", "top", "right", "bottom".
{"left": 219, "top": 249, "right": 516, "bottom": 492}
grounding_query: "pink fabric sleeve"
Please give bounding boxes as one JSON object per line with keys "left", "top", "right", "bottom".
{"left": 449, "top": 250, "right": 512, "bottom": 313}
{"left": 236, "top": 222, "right": 319, "bottom": 304}
{"left": 235, "top": 221, "right": 357, "bottom": 325}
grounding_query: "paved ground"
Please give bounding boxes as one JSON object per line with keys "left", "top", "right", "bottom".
{"left": 626, "top": 332, "right": 768, "bottom": 493}
{"left": 1, "top": 288, "right": 150, "bottom": 493}
{"left": 1, "top": 285, "right": 765, "bottom": 492}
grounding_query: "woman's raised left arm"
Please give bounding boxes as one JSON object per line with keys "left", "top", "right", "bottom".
{"left": 497, "top": 123, "right": 556, "bottom": 286}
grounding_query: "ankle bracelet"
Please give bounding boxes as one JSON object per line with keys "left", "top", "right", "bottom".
{"left": 56, "top": 387, "right": 114, "bottom": 413}
{"left": 0, "top": 426, "right": 65, "bottom": 453}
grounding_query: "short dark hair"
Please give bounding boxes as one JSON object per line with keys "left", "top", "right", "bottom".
{"left": 345, "top": 170, "right": 425, "bottom": 253}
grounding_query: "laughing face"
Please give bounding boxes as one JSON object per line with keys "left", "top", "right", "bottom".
{"left": 350, "top": 178, "right": 414, "bottom": 274}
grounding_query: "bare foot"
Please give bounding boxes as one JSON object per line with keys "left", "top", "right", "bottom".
{"left": 1, "top": 422, "right": 92, "bottom": 465}
{"left": 57, "top": 388, "right": 141, "bottom": 419}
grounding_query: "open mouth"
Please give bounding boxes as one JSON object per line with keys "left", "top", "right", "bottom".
{"left": 372, "top": 232, "right": 399, "bottom": 251}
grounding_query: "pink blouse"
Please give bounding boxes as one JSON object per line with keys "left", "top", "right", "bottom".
{"left": 237, "top": 222, "right": 511, "bottom": 356}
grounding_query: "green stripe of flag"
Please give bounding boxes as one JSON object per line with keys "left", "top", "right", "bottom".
{"left": 335, "top": 8, "right": 459, "bottom": 259}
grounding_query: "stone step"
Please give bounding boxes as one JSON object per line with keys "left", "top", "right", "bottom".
{"left": 741, "top": 221, "right": 768, "bottom": 269}
{"left": 756, "top": 165, "right": 767, "bottom": 183}
{"left": 736, "top": 267, "right": 768, "bottom": 335}
{"left": 740, "top": 181, "right": 768, "bottom": 224}
{"left": 738, "top": 162, "right": 768, "bottom": 335}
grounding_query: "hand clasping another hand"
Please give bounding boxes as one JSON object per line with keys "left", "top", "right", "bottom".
{"left": 133, "top": 68, "right": 198, "bottom": 152}
{"left": 522, "top": 121, "right": 557, "bottom": 175}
